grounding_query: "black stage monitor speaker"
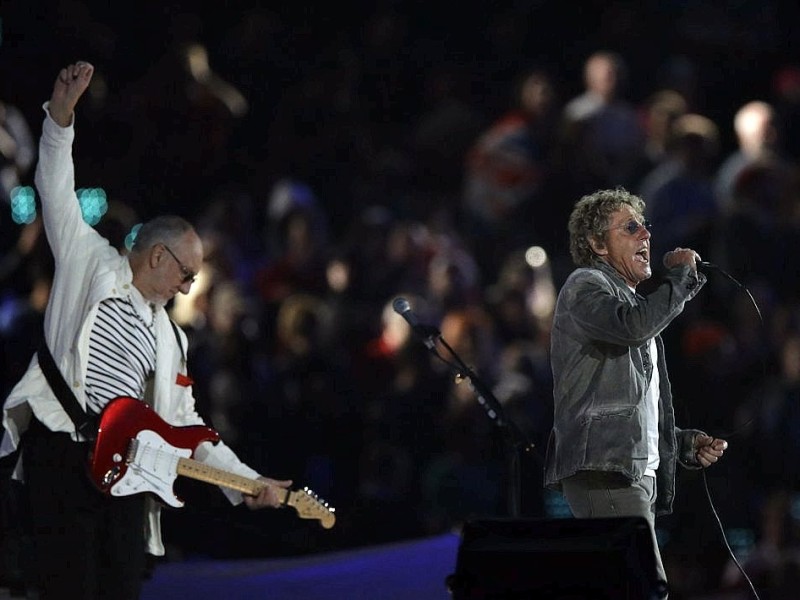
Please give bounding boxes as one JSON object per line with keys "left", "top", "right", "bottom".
{"left": 446, "top": 517, "right": 664, "bottom": 599}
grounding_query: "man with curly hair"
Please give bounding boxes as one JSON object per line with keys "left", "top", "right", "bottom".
{"left": 544, "top": 187, "right": 728, "bottom": 597}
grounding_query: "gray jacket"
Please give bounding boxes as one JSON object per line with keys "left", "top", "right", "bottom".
{"left": 544, "top": 259, "right": 706, "bottom": 515}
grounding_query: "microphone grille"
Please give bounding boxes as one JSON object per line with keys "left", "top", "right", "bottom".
{"left": 392, "top": 297, "right": 410, "bottom": 314}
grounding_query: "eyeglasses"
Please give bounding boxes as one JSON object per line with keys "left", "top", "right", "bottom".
{"left": 608, "top": 219, "right": 652, "bottom": 236}
{"left": 162, "top": 244, "right": 197, "bottom": 284}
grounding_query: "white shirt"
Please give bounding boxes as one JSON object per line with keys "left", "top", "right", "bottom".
{"left": 644, "top": 337, "right": 661, "bottom": 476}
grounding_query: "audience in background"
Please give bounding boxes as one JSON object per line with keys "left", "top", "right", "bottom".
{"left": 639, "top": 113, "right": 720, "bottom": 260}
{"left": 714, "top": 102, "right": 781, "bottom": 214}
{"left": 462, "top": 68, "right": 558, "bottom": 271}
{"left": 558, "top": 51, "right": 645, "bottom": 194}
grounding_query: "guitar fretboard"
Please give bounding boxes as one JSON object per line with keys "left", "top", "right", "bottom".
{"left": 176, "top": 457, "right": 289, "bottom": 504}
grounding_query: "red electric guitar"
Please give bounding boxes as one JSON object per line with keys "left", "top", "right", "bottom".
{"left": 88, "top": 396, "right": 335, "bottom": 529}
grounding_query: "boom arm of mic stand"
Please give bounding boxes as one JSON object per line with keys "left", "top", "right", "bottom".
{"left": 436, "top": 336, "right": 536, "bottom": 518}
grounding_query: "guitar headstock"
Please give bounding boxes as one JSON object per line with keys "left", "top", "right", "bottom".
{"left": 286, "top": 487, "right": 336, "bottom": 529}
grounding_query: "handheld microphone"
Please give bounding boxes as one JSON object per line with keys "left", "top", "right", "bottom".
{"left": 664, "top": 251, "right": 715, "bottom": 270}
{"left": 392, "top": 297, "right": 440, "bottom": 350}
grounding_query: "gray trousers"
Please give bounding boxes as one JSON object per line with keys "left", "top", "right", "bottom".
{"left": 561, "top": 471, "right": 668, "bottom": 598}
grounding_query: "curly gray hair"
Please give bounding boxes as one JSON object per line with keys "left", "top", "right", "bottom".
{"left": 568, "top": 188, "right": 646, "bottom": 267}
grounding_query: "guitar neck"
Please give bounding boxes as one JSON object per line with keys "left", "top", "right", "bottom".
{"left": 176, "top": 457, "right": 288, "bottom": 503}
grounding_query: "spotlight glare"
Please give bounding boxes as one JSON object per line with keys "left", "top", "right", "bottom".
{"left": 10, "top": 186, "right": 36, "bottom": 224}
{"left": 77, "top": 187, "right": 109, "bottom": 226}
{"left": 525, "top": 245, "right": 547, "bottom": 268}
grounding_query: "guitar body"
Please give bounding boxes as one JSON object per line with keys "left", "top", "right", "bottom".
{"left": 88, "top": 396, "right": 336, "bottom": 528}
{"left": 89, "top": 396, "right": 220, "bottom": 507}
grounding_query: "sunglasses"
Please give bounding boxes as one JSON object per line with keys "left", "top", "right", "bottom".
{"left": 609, "top": 219, "right": 652, "bottom": 236}
{"left": 162, "top": 244, "right": 197, "bottom": 284}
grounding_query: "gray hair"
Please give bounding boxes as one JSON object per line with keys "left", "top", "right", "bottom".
{"left": 568, "top": 188, "right": 645, "bottom": 267}
{"left": 130, "top": 215, "right": 194, "bottom": 254}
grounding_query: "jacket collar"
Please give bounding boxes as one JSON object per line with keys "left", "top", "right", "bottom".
{"left": 591, "top": 259, "right": 639, "bottom": 297}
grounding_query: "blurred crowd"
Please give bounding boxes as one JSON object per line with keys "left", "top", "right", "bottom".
{"left": 3, "top": 2, "right": 800, "bottom": 597}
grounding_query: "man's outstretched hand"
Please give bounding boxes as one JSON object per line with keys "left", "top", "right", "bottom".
{"left": 49, "top": 61, "right": 94, "bottom": 127}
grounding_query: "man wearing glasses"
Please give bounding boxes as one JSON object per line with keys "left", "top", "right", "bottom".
{"left": 0, "top": 62, "right": 291, "bottom": 599}
{"left": 543, "top": 187, "right": 728, "bottom": 598}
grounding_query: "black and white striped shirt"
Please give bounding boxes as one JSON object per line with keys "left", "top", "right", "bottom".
{"left": 85, "top": 292, "right": 157, "bottom": 415}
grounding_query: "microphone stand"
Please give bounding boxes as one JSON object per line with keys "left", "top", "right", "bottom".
{"left": 419, "top": 328, "right": 536, "bottom": 518}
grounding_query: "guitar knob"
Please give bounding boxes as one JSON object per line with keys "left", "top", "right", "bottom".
{"left": 112, "top": 453, "right": 122, "bottom": 463}
{"left": 102, "top": 466, "right": 120, "bottom": 486}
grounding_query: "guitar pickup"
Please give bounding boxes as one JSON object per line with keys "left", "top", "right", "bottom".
{"left": 125, "top": 438, "right": 139, "bottom": 464}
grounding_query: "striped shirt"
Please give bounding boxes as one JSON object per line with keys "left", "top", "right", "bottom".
{"left": 85, "top": 291, "right": 157, "bottom": 415}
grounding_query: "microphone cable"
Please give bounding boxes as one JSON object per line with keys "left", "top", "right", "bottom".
{"left": 698, "top": 261, "right": 762, "bottom": 323}
{"left": 696, "top": 261, "right": 762, "bottom": 600}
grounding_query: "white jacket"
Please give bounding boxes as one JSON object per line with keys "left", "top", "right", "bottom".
{"left": 1, "top": 104, "right": 261, "bottom": 555}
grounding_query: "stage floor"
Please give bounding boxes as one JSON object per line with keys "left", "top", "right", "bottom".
{"left": 141, "top": 533, "right": 460, "bottom": 600}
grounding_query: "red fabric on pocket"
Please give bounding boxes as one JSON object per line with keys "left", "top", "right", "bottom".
{"left": 176, "top": 373, "right": 194, "bottom": 387}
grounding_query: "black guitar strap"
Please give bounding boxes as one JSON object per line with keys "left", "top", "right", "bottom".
{"left": 37, "top": 342, "right": 98, "bottom": 441}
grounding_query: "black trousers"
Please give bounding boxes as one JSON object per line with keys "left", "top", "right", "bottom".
{"left": 22, "top": 418, "right": 147, "bottom": 600}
